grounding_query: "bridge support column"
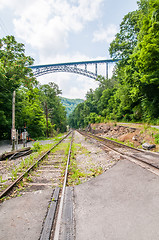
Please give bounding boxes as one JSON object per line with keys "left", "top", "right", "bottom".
{"left": 106, "top": 62, "right": 108, "bottom": 79}
{"left": 95, "top": 63, "right": 97, "bottom": 76}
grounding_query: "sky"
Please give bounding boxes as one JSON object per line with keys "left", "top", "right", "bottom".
{"left": 0, "top": 0, "right": 138, "bottom": 99}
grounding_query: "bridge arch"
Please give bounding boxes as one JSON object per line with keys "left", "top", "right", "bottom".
{"left": 29, "top": 59, "right": 120, "bottom": 80}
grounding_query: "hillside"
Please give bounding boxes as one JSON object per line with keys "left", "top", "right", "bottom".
{"left": 60, "top": 97, "right": 84, "bottom": 117}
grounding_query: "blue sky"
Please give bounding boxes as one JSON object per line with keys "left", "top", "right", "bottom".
{"left": 0, "top": 0, "right": 138, "bottom": 99}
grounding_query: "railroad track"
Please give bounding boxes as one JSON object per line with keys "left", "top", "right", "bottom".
{"left": 0, "top": 131, "right": 72, "bottom": 198}
{"left": 0, "top": 130, "right": 74, "bottom": 239}
{"left": 78, "top": 130, "right": 159, "bottom": 175}
{"left": 1, "top": 130, "right": 159, "bottom": 239}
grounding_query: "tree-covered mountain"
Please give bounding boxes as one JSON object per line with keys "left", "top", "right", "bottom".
{"left": 60, "top": 97, "right": 84, "bottom": 117}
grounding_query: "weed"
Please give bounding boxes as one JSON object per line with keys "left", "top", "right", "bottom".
{"left": 126, "top": 141, "right": 135, "bottom": 148}
{"left": 0, "top": 184, "right": 9, "bottom": 191}
{"left": 155, "top": 134, "right": 159, "bottom": 144}
{"left": 74, "top": 143, "right": 91, "bottom": 155}
{"left": 17, "top": 194, "right": 22, "bottom": 197}
{"left": 143, "top": 124, "right": 151, "bottom": 131}
{"left": 11, "top": 167, "right": 19, "bottom": 181}
{"left": 32, "top": 142, "right": 42, "bottom": 152}
{"left": 26, "top": 175, "right": 32, "bottom": 182}
{"left": 19, "top": 180, "right": 24, "bottom": 187}
{"left": 0, "top": 176, "right": 6, "bottom": 183}
{"left": 89, "top": 167, "right": 103, "bottom": 177}
{"left": 67, "top": 143, "right": 87, "bottom": 185}
{"left": 8, "top": 140, "right": 58, "bottom": 183}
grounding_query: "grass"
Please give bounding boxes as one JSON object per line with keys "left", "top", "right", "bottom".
{"left": 89, "top": 167, "right": 103, "bottom": 177}
{"left": 73, "top": 143, "right": 91, "bottom": 155}
{"left": 67, "top": 159, "right": 86, "bottom": 185}
{"left": 59, "top": 142, "right": 86, "bottom": 185}
{"left": 155, "top": 134, "right": 159, "bottom": 144}
{"left": 33, "top": 133, "right": 65, "bottom": 141}
{"left": 0, "top": 176, "right": 7, "bottom": 183}
{"left": 51, "top": 142, "right": 69, "bottom": 154}
{"left": 0, "top": 184, "right": 9, "bottom": 191}
{"left": 67, "top": 142, "right": 104, "bottom": 186}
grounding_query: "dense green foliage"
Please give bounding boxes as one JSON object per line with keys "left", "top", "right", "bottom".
{"left": 0, "top": 36, "right": 67, "bottom": 139}
{"left": 39, "top": 83, "right": 67, "bottom": 134}
{"left": 16, "top": 84, "right": 67, "bottom": 138}
{"left": 60, "top": 97, "right": 84, "bottom": 117}
{"left": 69, "top": 0, "right": 159, "bottom": 128}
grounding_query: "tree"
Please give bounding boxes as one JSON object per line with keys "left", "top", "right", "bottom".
{"left": 39, "top": 82, "right": 67, "bottom": 133}
{"left": 16, "top": 88, "right": 46, "bottom": 138}
{"left": 134, "top": 0, "right": 159, "bottom": 85}
{"left": 0, "top": 36, "right": 36, "bottom": 139}
{"left": 109, "top": 0, "right": 159, "bottom": 122}
{"left": 0, "top": 36, "right": 36, "bottom": 89}
{"left": 109, "top": 10, "right": 140, "bottom": 61}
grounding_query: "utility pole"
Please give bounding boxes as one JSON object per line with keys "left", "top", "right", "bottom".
{"left": 45, "top": 102, "right": 48, "bottom": 137}
{"left": 12, "top": 90, "right": 16, "bottom": 151}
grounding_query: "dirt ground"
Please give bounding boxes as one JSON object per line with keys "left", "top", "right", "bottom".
{"left": 89, "top": 122, "right": 159, "bottom": 152}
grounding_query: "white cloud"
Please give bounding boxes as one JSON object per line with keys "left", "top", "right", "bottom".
{"left": 1, "top": 0, "right": 104, "bottom": 63}
{"left": 78, "top": 0, "right": 103, "bottom": 21}
{"left": 0, "top": 0, "right": 14, "bottom": 9}
{"left": 38, "top": 51, "right": 105, "bottom": 65}
{"left": 0, "top": 0, "right": 33, "bottom": 11}
{"left": 38, "top": 71, "right": 99, "bottom": 99}
{"left": 93, "top": 24, "right": 118, "bottom": 43}
{"left": 0, "top": 0, "right": 116, "bottom": 99}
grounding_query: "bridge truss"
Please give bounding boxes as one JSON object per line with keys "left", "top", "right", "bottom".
{"left": 29, "top": 59, "right": 120, "bottom": 80}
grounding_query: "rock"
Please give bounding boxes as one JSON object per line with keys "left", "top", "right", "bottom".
{"left": 142, "top": 143, "right": 156, "bottom": 150}
{"left": 129, "top": 128, "right": 136, "bottom": 133}
{"left": 132, "top": 135, "right": 138, "bottom": 141}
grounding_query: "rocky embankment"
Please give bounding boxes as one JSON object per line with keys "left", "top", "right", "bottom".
{"left": 87, "top": 123, "right": 159, "bottom": 151}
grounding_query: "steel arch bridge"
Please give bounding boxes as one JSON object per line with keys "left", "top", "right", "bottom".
{"left": 29, "top": 59, "right": 120, "bottom": 80}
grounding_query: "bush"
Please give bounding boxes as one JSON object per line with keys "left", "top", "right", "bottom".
{"left": 32, "top": 142, "right": 42, "bottom": 152}
{"left": 155, "top": 134, "right": 159, "bottom": 144}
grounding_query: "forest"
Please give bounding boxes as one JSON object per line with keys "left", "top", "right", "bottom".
{"left": 68, "top": 0, "right": 159, "bottom": 129}
{"left": 60, "top": 97, "right": 84, "bottom": 117}
{"left": 0, "top": 36, "right": 67, "bottom": 140}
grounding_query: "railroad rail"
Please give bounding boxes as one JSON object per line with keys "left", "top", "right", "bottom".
{"left": 40, "top": 131, "right": 74, "bottom": 240}
{"left": 0, "top": 131, "right": 72, "bottom": 200}
{"left": 78, "top": 130, "right": 159, "bottom": 173}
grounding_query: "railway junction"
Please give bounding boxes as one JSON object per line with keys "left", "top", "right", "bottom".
{"left": 0, "top": 128, "right": 159, "bottom": 240}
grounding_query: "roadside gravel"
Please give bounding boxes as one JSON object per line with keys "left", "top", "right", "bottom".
{"left": 71, "top": 131, "right": 120, "bottom": 184}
